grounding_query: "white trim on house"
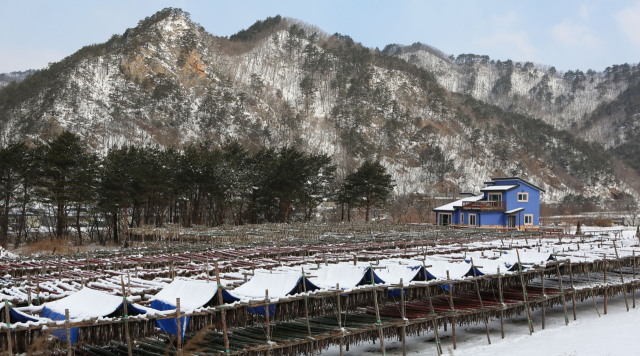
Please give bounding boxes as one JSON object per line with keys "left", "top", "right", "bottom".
{"left": 517, "top": 192, "right": 529, "bottom": 202}
{"left": 439, "top": 213, "right": 452, "bottom": 226}
{"left": 488, "top": 192, "right": 502, "bottom": 202}
{"left": 468, "top": 213, "right": 476, "bottom": 226}
{"left": 524, "top": 214, "right": 533, "bottom": 225}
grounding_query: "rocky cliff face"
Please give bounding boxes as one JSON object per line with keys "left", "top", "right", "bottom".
{"left": 0, "top": 8, "right": 637, "bottom": 202}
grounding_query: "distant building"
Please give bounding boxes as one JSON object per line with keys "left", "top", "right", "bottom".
{"left": 433, "top": 177, "right": 544, "bottom": 229}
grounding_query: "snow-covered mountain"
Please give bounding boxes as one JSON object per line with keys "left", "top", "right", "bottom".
{"left": 0, "top": 8, "right": 637, "bottom": 202}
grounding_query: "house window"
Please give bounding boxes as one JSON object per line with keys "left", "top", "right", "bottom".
{"left": 469, "top": 214, "right": 476, "bottom": 226}
{"left": 460, "top": 213, "right": 464, "bottom": 224}
{"left": 488, "top": 193, "right": 502, "bottom": 202}
{"left": 518, "top": 192, "right": 529, "bottom": 202}
{"left": 524, "top": 214, "right": 534, "bottom": 225}
{"left": 440, "top": 213, "right": 452, "bottom": 226}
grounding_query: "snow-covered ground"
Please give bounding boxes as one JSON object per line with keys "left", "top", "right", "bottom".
{"left": 322, "top": 294, "right": 637, "bottom": 356}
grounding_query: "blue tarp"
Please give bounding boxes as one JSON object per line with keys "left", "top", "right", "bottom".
{"left": 150, "top": 288, "right": 239, "bottom": 339}
{"left": 9, "top": 308, "right": 41, "bottom": 323}
{"left": 42, "top": 306, "right": 79, "bottom": 344}
{"left": 150, "top": 300, "right": 190, "bottom": 340}
{"left": 361, "top": 267, "right": 386, "bottom": 285}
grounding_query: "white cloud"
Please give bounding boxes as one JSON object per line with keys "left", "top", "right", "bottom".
{"left": 579, "top": 3, "right": 594, "bottom": 20}
{"left": 475, "top": 31, "right": 537, "bottom": 61}
{"left": 550, "top": 20, "right": 600, "bottom": 47}
{"left": 615, "top": 2, "right": 640, "bottom": 46}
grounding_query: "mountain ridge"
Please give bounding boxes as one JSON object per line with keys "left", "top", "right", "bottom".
{"left": 0, "top": 8, "right": 637, "bottom": 203}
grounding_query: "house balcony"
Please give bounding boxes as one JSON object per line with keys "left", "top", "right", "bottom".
{"left": 462, "top": 201, "right": 506, "bottom": 211}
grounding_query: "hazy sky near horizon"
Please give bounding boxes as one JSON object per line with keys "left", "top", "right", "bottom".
{"left": 2, "top": 0, "right": 640, "bottom": 73}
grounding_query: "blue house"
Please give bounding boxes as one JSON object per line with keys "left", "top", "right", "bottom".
{"left": 433, "top": 177, "right": 544, "bottom": 229}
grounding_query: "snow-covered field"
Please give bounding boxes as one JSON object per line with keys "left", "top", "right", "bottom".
{"left": 322, "top": 294, "right": 637, "bottom": 356}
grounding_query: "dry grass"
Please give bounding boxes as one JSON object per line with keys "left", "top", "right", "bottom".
{"left": 17, "top": 238, "right": 119, "bottom": 257}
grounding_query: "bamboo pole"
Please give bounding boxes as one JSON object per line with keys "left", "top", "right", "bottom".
{"left": 554, "top": 262, "right": 569, "bottom": 325}
{"left": 446, "top": 270, "right": 456, "bottom": 349}
{"left": 120, "top": 275, "right": 133, "bottom": 356}
{"left": 425, "top": 285, "right": 442, "bottom": 356}
{"left": 215, "top": 262, "right": 230, "bottom": 356}
{"left": 4, "top": 301, "right": 12, "bottom": 356}
{"left": 516, "top": 250, "right": 534, "bottom": 334}
{"left": 470, "top": 259, "right": 490, "bottom": 344}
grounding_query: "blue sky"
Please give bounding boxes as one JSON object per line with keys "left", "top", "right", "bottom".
{"left": 2, "top": 0, "right": 640, "bottom": 73}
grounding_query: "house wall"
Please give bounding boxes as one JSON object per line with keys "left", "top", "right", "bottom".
{"left": 494, "top": 180, "right": 541, "bottom": 226}
{"left": 475, "top": 211, "right": 505, "bottom": 226}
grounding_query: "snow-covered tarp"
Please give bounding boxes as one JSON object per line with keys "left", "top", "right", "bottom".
{"left": 150, "top": 279, "right": 237, "bottom": 339}
{"left": 40, "top": 288, "right": 145, "bottom": 344}
{"left": 376, "top": 260, "right": 426, "bottom": 297}
{"left": 309, "top": 265, "right": 385, "bottom": 290}
{"left": 500, "top": 250, "right": 554, "bottom": 268}
{"left": 230, "top": 272, "right": 319, "bottom": 316}
{"left": 423, "top": 260, "right": 473, "bottom": 280}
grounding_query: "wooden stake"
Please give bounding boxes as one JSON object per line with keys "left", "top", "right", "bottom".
{"left": 65, "top": 309, "right": 71, "bottom": 356}
{"left": 301, "top": 268, "right": 315, "bottom": 356}
{"left": 633, "top": 251, "right": 637, "bottom": 309}
{"left": 36, "top": 274, "right": 40, "bottom": 306}
{"left": 399, "top": 278, "right": 406, "bottom": 356}
{"left": 498, "top": 267, "right": 505, "bottom": 338}
{"left": 586, "top": 265, "right": 601, "bottom": 317}
{"left": 425, "top": 285, "right": 442, "bottom": 356}
{"left": 554, "top": 261, "right": 569, "bottom": 325}
{"left": 176, "top": 298, "right": 182, "bottom": 356}
{"left": 372, "top": 285, "right": 386, "bottom": 356}
{"left": 613, "top": 242, "right": 630, "bottom": 312}
{"left": 604, "top": 257, "right": 608, "bottom": 315}
{"left": 446, "top": 270, "right": 456, "bottom": 349}
{"left": 336, "top": 283, "right": 344, "bottom": 356}
{"left": 540, "top": 267, "right": 546, "bottom": 329}
{"left": 265, "top": 290, "right": 271, "bottom": 356}
{"left": 214, "top": 262, "right": 230, "bottom": 356}
{"left": 120, "top": 275, "right": 133, "bottom": 356}
{"left": 516, "top": 251, "right": 534, "bottom": 334}
{"left": 470, "top": 259, "right": 490, "bottom": 344}
{"left": 5, "top": 301, "right": 13, "bottom": 356}
{"left": 568, "top": 261, "right": 577, "bottom": 320}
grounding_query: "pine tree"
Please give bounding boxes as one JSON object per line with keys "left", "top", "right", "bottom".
{"left": 341, "top": 160, "right": 394, "bottom": 221}
{"left": 39, "top": 131, "right": 92, "bottom": 239}
{"left": 0, "top": 143, "right": 27, "bottom": 247}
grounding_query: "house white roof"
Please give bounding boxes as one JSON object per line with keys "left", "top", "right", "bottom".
{"left": 433, "top": 195, "right": 484, "bottom": 212}
{"left": 480, "top": 185, "right": 518, "bottom": 191}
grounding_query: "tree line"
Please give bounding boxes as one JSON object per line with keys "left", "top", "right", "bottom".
{"left": 0, "top": 131, "right": 394, "bottom": 247}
